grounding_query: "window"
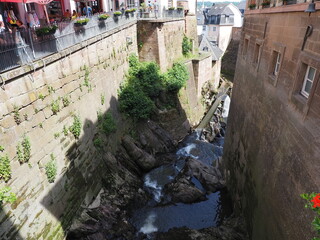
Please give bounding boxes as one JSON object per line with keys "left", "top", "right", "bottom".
{"left": 273, "top": 52, "right": 281, "bottom": 76}
{"left": 242, "top": 38, "right": 249, "bottom": 57}
{"left": 301, "top": 66, "right": 316, "bottom": 98}
{"left": 202, "top": 25, "right": 206, "bottom": 31}
{"left": 253, "top": 43, "right": 261, "bottom": 64}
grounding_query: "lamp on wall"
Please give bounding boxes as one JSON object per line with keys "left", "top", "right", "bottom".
{"left": 305, "top": 0, "right": 316, "bottom": 16}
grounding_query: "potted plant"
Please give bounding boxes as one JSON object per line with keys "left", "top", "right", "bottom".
{"left": 113, "top": 11, "right": 122, "bottom": 22}
{"left": 35, "top": 25, "right": 58, "bottom": 37}
{"left": 125, "top": 9, "right": 132, "bottom": 18}
{"left": 177, "top": 6, "right": 184, "bottom": 11}
{"left": 249, "top": 3, "right": 256, "bottom": 9}
{"left": 98, "top": 14, "right": 110, "bottom": 21}
{"left": 74, "top": 18, "right": 89, "bottom": 26}
{"left": 261, "top": 0, "right": 271, "bottom": 8}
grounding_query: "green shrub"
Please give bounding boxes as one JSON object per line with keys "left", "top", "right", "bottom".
{"left": 101, "top": 94, "right": 105, "bottom": 105}
{"left": 62, "top": 95, "right": 70, "bottom": 107}
{"left": 100, "top": 112, "right": 116, "bottom": 135}
{"left": 0, "top": 146, "right": 4, "bottom": 152}
{"left": 93, "top": 138, "right": 103, "bottom": 148}
{"left": 51, "top": 100, "right": 60, "bottom": 115}
{"left": 69, "top": 115, "right": 82, "bottom": 139}
{"left": 63, "top": 125, "right": 68, "bottom": 136}
{"left": 0, "top": 154, "right": 11, "bottom": 182}
{"left": 164, "top": 62, "right": 189, "bottom": 92}
{"left": 22, "top": 135, "right": 31, "bottom": 162}
{"left": 45, "top": 154, "right": 57, "bottom": 183}
{"left": 134, "top": 62, "right": 163, "bottom": 98}
{"left": 39, "top": 93, "right": 45, "bottom": 100}
{"left": 0, "top": 187, "right": 16, "bottom": 204}
{"left": 119, "top": 86, "right": 154, "bottom": 120}
{"left": 13, "top": 105, "right": 21, "bottom": 125}
{"left": 182, "top": 35, "right": 193, "bottom": 56}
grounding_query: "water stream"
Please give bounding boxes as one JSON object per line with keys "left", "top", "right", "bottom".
{"left": 130, "top": 125, "right": 232, "bottom": 235}
{"left": 129, "top": 94, "right": 232, "bottom": 236}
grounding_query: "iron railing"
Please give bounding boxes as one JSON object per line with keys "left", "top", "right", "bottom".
{"left": 0, "top": 10, "right": 184, "bottom": 74}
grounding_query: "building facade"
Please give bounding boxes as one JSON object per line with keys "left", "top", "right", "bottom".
{"left": 224, "top": 1, "right": 320, "bottom": 240}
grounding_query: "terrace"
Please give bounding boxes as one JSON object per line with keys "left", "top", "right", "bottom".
{"left": 0, "top": 9, "right": 184, "bottom": 75}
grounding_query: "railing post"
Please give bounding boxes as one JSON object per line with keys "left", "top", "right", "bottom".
{"left": 28, "top": 28, "right": 36, "bottom": 59}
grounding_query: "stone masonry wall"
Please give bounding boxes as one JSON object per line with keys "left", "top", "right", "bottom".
{"left": 0, "top": 16, "right": 214, "bottom": 239}
{"left": 137, "top": 19, "right": 185, "bottom": 71}
{"left": 0, "top": 22, "right": 138, "bottom": 240}
{"left": 223, "top": 11, "right": 320, "bottom": 240}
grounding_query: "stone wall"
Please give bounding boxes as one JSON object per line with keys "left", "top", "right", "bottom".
{"left": 137, "top": 19, "right": 185, "bottom": 71}
{"left": 223, "top": 10, "right": 320, "bottom": 240}
{"left": 0, "top": 16, "right": 216, "bottom": 239}
{"left": 0, "top": 22, "right": 138, "bottom": 240}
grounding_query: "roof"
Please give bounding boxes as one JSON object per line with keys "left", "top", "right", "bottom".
{"left": 208, "top": 3, "right": 234, "bottom": 16}
{"left": 237, "top": 1, "right": 246, "bottom": 10}
{"left": 197, "top": 10, "right": 205, "bottom": 25}
{"left": 199, "top": 35, "right": 224, "bottom": 61}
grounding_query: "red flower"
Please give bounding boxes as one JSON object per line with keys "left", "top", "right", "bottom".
{"left": 310, "top": 193, "right": 320, "bottom": 208}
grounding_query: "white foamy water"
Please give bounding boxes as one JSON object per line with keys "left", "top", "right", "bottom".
{"left": 176, "top": 143, "right": 198, "bottom": 159}
{"left": 144, "top": 175, "right": 162, "bottom": 202}
{"left": 139, "top": 212, "right": 158, "bottom": 234}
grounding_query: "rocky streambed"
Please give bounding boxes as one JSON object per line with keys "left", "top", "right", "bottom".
{"left": 67, "top": 97, "right": 248, "bottom": 240}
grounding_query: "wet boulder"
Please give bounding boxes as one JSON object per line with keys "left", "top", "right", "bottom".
{"left": 163, "top": 174, "right": 206, "bottom": 204}
{"left": 137, "top": 120, "right": 176, "bottom": 155}
{"left": 184, "top": 158, "right": 225, "bottom": 193}
{"left": 122, "top": 135, "right": 158, "bottom": 171}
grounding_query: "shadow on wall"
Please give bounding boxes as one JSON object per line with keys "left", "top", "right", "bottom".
{"left": 0, "top": 74, "right": 193, "bottom": 239}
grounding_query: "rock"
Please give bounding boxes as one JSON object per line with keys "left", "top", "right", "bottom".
{"left": 122, "top": 135, "right": 157, "bottom": 171}
{"left": 137, "top": 120, "right": 176, "bottom": 155}
{"left": 154, "top": 215, "right": 249, "bottom": 240}
{"left": 184, "top": 158, "right": 225, "bottom": 193}
{"left": 164, "top": 174, "right": 206, "bottom": 204}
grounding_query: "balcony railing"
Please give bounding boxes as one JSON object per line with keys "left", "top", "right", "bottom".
{"left": 0, "top": 10, "right": 184, "bottom": 74}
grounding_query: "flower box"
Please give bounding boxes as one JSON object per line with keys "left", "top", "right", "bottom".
{"left": 35, "top": 25, "right": 58, "bottom": 37}
{"left": 74, "top": 18, "right": 89, "bottom": 26}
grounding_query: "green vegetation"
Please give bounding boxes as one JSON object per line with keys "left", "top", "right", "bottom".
{"left": 17, "top": 135, "right": 31, "bottom": 164}
{"left": 48, "top": 85, "right": 55, "bottom": 94}
{"left": 118, "top": 54, "right": 188, "bottom": 121}
{"left": 164, "top": 62, "right": 189, "bottom": 92}
{"left": 63, "top": 125, "right": 68, "bottom": 136}
{"left": 62, "top": 95, "right": 70, "bottom": 107}
{"left": 54, "top": 133, "right": 60, "bottom": 139}
{"left": 38, "top": 93, "right": 45, "bottom": 100}
{"left": 0, "top": 154, "right": 11, "bottom": 182}
{"left": 101, "top": 94, "right": 105, "bottom": 105}
{"left": 0, "top": 187, "right": 16, "bottom": 204}
{"left": 69, "top": 115, "right": 82, "bottom": 139}
{"left": 51, "top": 99, "right": 60, "bottom": 115}
{"left": 301, "top": 193, "right": 320, "bottom": 240}
{"left": 45, "top": 154, "right": 57, "bottom": 183}
{"left": 182, "top": 35, "right": 193, "bottom": 56}
{"left": 99, "top": 112, "right": 116, "bottom": 135}
{"left": 39, "top": 123, "right": 43, "bottom": 128}
{"left": 13, "top": 105, "right": 21, "bottom": 125}
{"left": 93, "top": 138, "right": 103, "bottom": 148}
{"left": 0, "top": 146, "right": 4, "bottom": 152}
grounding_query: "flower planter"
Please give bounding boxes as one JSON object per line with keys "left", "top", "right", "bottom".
{"left": 74, "top": 22, "right": 87, "bottom": 27}
{"left": 35, "top": 26, "right": 58, "bottom": 37}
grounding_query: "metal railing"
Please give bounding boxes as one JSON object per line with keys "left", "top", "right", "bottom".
{"left": 0, "top": 10, "right": 185, "bottom": 74}
{"left": 0, "top": 14, "right": 138, "bottom": 73}
{"left": 0, "top": 10, "right": 184, "bottom": 74}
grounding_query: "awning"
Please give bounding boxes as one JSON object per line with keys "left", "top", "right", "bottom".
{"left": 0, "top": 0, "right": 53, "bottom": 4}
